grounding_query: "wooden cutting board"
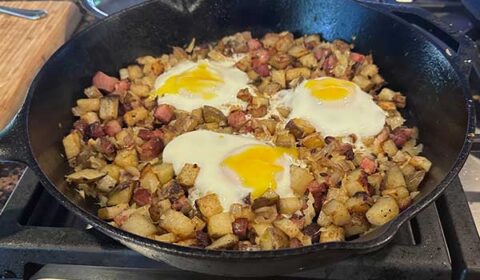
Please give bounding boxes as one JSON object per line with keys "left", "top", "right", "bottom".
{"left": 0, "top": 1, "right": 81, "bottom": 129}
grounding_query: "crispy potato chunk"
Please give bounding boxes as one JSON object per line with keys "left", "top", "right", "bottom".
{"left": 114, "top": 149, "right": 138, "bottom": 168}
{"left": 273, "top": 218, "right": 301, "bottom": 238}
{"left": 151, "top": 163, "right": 175, "bottom": 185}
{"left": 203, "top": 105, "right": 227, "bottom": 124}
{"left": 121, "top": 213, "right": 157, "bottom": 237}
{"left": 274, "top": 132, "right": 296, "bottom": 147}
{"left": 77, "top": 98, "right": 100, "bottom": 112}
{"left": 301, "top": 133, "right": 325, "bottom": 149}
{"left": 366, "top": 196, "right": 400, "bottom": 226}
{"left": 286, "top": 118, "right": 315, "bottom": 139}
{"left": 206, "top": 234, "right": 238, "bottom": 250}
{"left": 259, "top": 227, "right": 288, "bottom": 250}
{"left": 63, "top": 132, "right": 82, "bottom": 159}
{"left": 409, "top": 156, "right": 432, "bottom": 172}
{"left": 208, "top": 212, "right": 233, "bottom": 238}
{"left": 320, "top": 225, "right": 345, "bottom": 243}
{"left": 154, "top": 233, "right": 177, "bottom": 243}
{"left": 290, "top": 166, "right": 314, "bottom": 195}
{"left": 196, "top": 193, "right": 224, "bottom": 218}
{"left": 99, "top": 97, "right": 119, "bottom": 120}
{"left": 322, "top": 199, "right": 351, "bottom": 226}
{"left": 98, "top": 203, "right": 128, "bottom": 220}
{"left": 124, "top": 107, "right": 148, "bottom": 126}
{"left": 107, "top": 185, "right": 133, "bottom": 206}
{"left": 66, "top": 169, "right": 106, "bottom": 183}
{"left": 192, "top": 216, "right": 206, "bottom": 231}
{"left": 277, "top": 197, "right": 302, "bottom": 214}
{"left": 286, "top": 68, "right": 311, "bottom": 81}
{"left": 159, "top": 209, "right": 196, "bottom": 239}
{"left": 385, "top": 166, "right": 407, "bottom": 189}
{"left": 177, "top": 163, "right": 200, "bottom": 188}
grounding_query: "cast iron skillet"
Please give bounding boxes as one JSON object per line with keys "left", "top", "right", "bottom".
{"left": 0, "top": 0, "right": 478, "bottom": 276}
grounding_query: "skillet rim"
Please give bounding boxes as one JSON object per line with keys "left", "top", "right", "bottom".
{"left": 24, "top": 0, "right": 476, "bottom": 259}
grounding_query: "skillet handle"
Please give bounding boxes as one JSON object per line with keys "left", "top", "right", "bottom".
{"left": 0, "top": 104, "right": 30, "bottom": 164}
{"left": 356, "top": 1, "right": 479, "bottom": 77}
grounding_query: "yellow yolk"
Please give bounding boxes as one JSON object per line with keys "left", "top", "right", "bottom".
{"left": 305, "top": 77, "right": 355, "bottom": 101}
{"left": 152, "top": 63, "right": 223, "bottom": 100}
{"left": 222, "top": 145, "right": 298, "bottom": 199}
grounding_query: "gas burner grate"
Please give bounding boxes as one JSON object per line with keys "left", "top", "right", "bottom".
{"left": 0, "top": 169, "right": 479, "bottom": 279}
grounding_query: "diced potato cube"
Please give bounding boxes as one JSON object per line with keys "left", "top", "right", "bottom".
{"left": 77, "top": 98, "right": 100, "bottom": 112}
{"left": 273, "top": 218, "right": 300, "bottom": 238}
{"left": 96, "top": 175, "right": 117, "bottom": 193}
{"left": 99, "top": 97, "right": 119, "bottom": 121}
{"left": 343, "top": 169, "right": 366, "bottom": 196}
{"left": 206, "top": 233, "right": 238, "bottom": 250}
{"left": 175, "top": 238, "right": 197, "bottom": 247}
{"left": 154, "top": 233, "right": 177, "bottom": 243}
{"left": 81, "top": 112, "right": 100, "bottom": 124}
{"left": 382, "top": 139, "right": 398, "bottom": 157}
{"left": 259, "top": 227, "right": 289, "bottom": 250}
{"left": 98, "top": 203, "right": 128, "bottom": 220}
{"left": 123, "top": 107, "right": 148, "bottom": 126}
{"left": 276, "top": 106, "right": 291, "bottom": 118}
{"left": 344, "top": 214, "right": 369, "bottom": 237}
{"left": 301, "top": 133, "right": 325, "bottom": 149}
{"left": 409, "top": 156, "right": 432, "bottom": 172}
{"left": 192, "top": 216, "right": 206, "bottom": 231}
{"left": 322, "top": 199, "right": 351, "bottom": 226}
{"left": 128, "top": 65, "right": 143, "bottom": 79}
{"left": 130, "top": 84, "right": 150, "bottom": 97}
{"left": 119, "top": 68, "right": 129, "bottom": 80}
{"left": 252, "top": 189, "right": 279, "bottom": 210}
{"left": 84, "top": 86, "right": 102, "bottom": 98}
{"left": 114, "top": 149, "right": 139, "bottom": 168}
{"left": 298, "top": 53, "right": 317, "bottom": 68}
{"left": 325, "top": 187, "right": 349, "bottom": 204}
{"left": 319, "top": 225, "right": 345, "bottom": 243}
{"left": 177, "top": 163, "right": 200, "bottom": 188}
{"left": 286, "top": 67, "right": 311, "bottom": 81}
{"left": 274, "top": 132, "right": 296, "bottom": 147}
{"left": 345, "top": 195, "right": 371, "bottom": 214}
{"left": 303, "top": 193, "right": 316, "bottom": 225}
{"left": 230, "top": 203, "right": 255, "bottom": 221}
{"left": 207, "top": 212, "right": 233, "bottom": 238}
{"left": 107, "top": 185, "right": 133, "bottom": 206}
{"left": 378, "top": 88, "right": 395, "bottom": 101}
{"left": 121, "top": 213, "right": 157, "bottom": 237}
{"left": 377, "top": 101, "right": 396, "bottom": 111}
{"left": 277, "top": 197, "right": 302, "bottom": 214}
{"left": 287, "top": 45, "right": 309, "bottom": 58}
{"left": 151, "top": 163, "right": 174, "bottom": 184}
{"left": 251, "top": 223, "right": 272, "bottom": 237}
{"left": 382, "top": 186, "right": 409, "bottom": 202}
{"left": 202, "top": 105, "right": 227, "bottom": 124}
{"left": 271, "top": 70, "right": 286, "bottom": 88}
{"left": 366, "top": 196, "right": 400, "bottom": 226}
{"left": 63, "top": 132, "right": 82, "bottom": 159}
{"left": 159, "top": 209, "right": 196, "bottom": 239}
{"left": 286, "top": 118, "right": 315, "bottom": 139}
{"left": 317, "top": 210, "right": 332, "bottom": 227}
{"left": 290, "top": 166, "right": 314, "bottom": 195}
{"left": 196, "top": 193, "right": 223, "bottom": 218}
{"left": 360, "top": 64, "right": 379, "bottom": 77}
{"left": 140, "top": 171, "right": 160, "bottom": 193}
{"left": 352, "top": 75, "right": 373, "bottom": 91}
{"left": 385, "top": 166, "right": 407, "bottom": 189}
{"left": 101, "top": 164, "right": 122, "bottom": 181}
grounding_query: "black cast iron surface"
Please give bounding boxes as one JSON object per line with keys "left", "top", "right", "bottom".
{"left": 0, "top": 0, "right": 477, "bottom": 276}
{"left": 0, "top": 169, "right": 479, "bottom": 279}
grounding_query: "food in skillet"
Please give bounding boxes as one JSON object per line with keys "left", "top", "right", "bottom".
{"left": 62, "top": 31, "right": 432, "bottom": 250}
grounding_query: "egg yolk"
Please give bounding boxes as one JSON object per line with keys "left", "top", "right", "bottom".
{"left": 153, "top": 63, "right": 223, "bottom": 100}
{"left": 305, "top": 78, "right": 355, "bottom": 101}
{"left": 222, "top": 145, "right": 298, "bottom": 199}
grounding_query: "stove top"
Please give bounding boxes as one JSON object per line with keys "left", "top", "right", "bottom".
{"left": 0, "top": 169, "right": 478, "bottom": 279}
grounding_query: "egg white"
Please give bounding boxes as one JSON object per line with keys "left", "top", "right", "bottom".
{"left": 162, "top": 130, "right": 296, "bottom": 211}
{"left": 276, "top": 78, "right": 386, "bottom": 137}
{"left": 154, "top": 59, "right": 250, "bottom": 113}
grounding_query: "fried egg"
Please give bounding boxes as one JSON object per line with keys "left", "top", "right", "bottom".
{"left": 277, "top": 77, "right": 386, "bottom": 137}
{"left": 152, "top": 59, "right": 250, "bottom": 113}
{"left": 162, "top": 130, "right": 298, "bottom": 210}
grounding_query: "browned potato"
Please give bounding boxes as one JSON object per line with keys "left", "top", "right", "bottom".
{"left": 159, "top": 209, "right": 196, "bottom": 239}
{"left": 101, "top": 164, "right": 122, "bottom": 181}
{"left": 192, "top": 216, "right": 206, "bottom": 231}
{"left": 114, "top": 149, "right": 139, "bottom": 168}
{"left": 252, "top": 189, "right": 279, "bottom": 210}
{"left": 259, "top": 227, "right": 289, "bottom": 250}
{"left": 96, "top": 175, "right": 117, "bottom": 193}
{"left": 409, "top": 156, "right": 432, "bottom": 172}
{"left": 274, "top": 132, "right": 296, "bottom": 147}
{"left": 287, "top": 45, "right": 309, "bottom": 58}
{"left": 382, "top": 139, "right": 398, "bottom": 157}
{"left": 99, "top": 97, "right": 119, "bottom": 121}
{"left": 277, "top": 197, "right": 302, "bottom": 214}
{"left": 286, "top": 68, "right": 311, "bottom": 81}
{"left": 208, "top": 212, "right": 233, "bottom": 238}
{"left": 81, "top": 112, "right": 100, "bottom": 124}
{"left": 286, "top": 118, "right": 315, "bottom": 139}
{"left": 63, "top": 132, "right": 82, "bottom": 159}
{"left": 343, "top": 169, "right": 366, "bottom": 196}
{"left": 206, "top": 233, "right": 238, "bottom": 250}
{"left": 107, "top": 184, "right": 133, "bottom": 206}
{"left": 385, "top": 166, "right": 407, "bottom": 189}
{"left": 366, "top": 196, "right": 399, "bottom": 226}
{"left": 196, "top": 193, "right": 223, "bottom": 218}
{"left": 322, "top": 199, "right": 351, "bottom": 226}
{"left": 151, "top": 163, "right": 174, "bottom": 184}
{"left": 271, "top": 70, "right": 286, "bottom": 88}
{"left": 128, "top": 65, "right": 143, "bottom": 79}
{"left": 66, "top": 169, "right": 106, "bottom": 183}
{"left": 98, "top": 203, "right": 129, "bottom": 220}
{"left": 121, "top": 213, "right": 157, "bottom": 237}
{"left": 177, "top": 163, "right": 200, "bottom": 188}
{"left": 77, "top": 98, "right": 100, "bottom": 112}
{"left": 230, "top": 203, "right": 255, "bottom": 221}
{"left": 299, "top": 53, "right": 317, "bottom": 68}
{"left": 130, "top": 84, "right": 150, "bottom": 97}
{"left": 84, "top": 86, "right": 102, "bottom": 98}
{"left": 140, "top": 171, "right": 160, "bottom": 193}
{"left": 301, "top": 133, "right": 325, "bottom": 149}
{"left": 319, "top": 225, "right": 345, "bottom": 243}
{"left": 203, "top": 105, "right": 227, "bottom": 124}
{"left": 273, "top": 218, "right": 300, "bottom": 238}
{"left": 154, "top": 233, "right": 177, "bottom": 243}
{"left": 123, "top": 107, "right": 148, "bottom": 126}
{"left": 290, "top": 166, "right": 314, "bottom": 195}
{"left": 344, "top": 214, "right": 370, "bottom": 237}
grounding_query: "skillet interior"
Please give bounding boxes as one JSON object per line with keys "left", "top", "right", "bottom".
{"left": 24, "top": 0, "right": 472, "bottom": 275}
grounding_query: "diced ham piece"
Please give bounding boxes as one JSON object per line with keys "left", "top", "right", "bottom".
{"left": 307, "top": 181, "right": 328, "bottom": 213}
{"left": 113, "top": 210, "right": 130, "bottom": 226}
{"left": 104, "top": 120, "right": 122, "bottom": 137}
{"left": 349, "top": 52, "right": 365, "bottom": 63}
{"left": 86, "top": 122, "right": 105, "bottom": 139}
{"left": 232, "top": 218, "right": 249, "bottom": 240}
{"left": 154, "top": 104, "right": 175, "bottom": 124}
{"left": 314, "top": 48, "right": 330, "bottom": 60}
{"left": 228, "top": 111, "right": 248, "bottom": 129}
{"left": 374, "top": 127, "right": 390, "bottom": 145}
{"left": 99, "top": 137, "right": 115, "bottom": 156}
{"left": 171, "top": 196, "right": 192, "bottom": 214}
{"left": 138, "top": 129, "right": 164, "bottom": 141}
{"left": 73, "top": 120, "right": 88, "bottom": 135}
{"left": 196, "top": 230, "right": 210, "bottom": 247}
{"left": 133, "top": 188, "right": 151, "bottom": 206}
{"left": 390, "top": 127, "right": 414, "bottom": 148}
{"left": 360, "top": 157, "right": 376, "bottom": 174}
{"left": 302, "top": 223, "right": 320, "bottom": 243}
{"left": 253, "top": 49, "right": 270, "bottom": 64}
{"left": 323, "top": 55, "right": 338, "bottom": 74}
{"left": 114, "top": 80, "right": 130, "bottom": 94}
{"left": 92, "top": 71, "right": 119, "bottom": 92}
{"left": 139, "top": 138, "right": 163, "bottom": 160}
{"left": 247, "top": 39, "right": 262, "bottom": 51}
{"left": 252, "top": 61, "right": 270, "bottom": 77}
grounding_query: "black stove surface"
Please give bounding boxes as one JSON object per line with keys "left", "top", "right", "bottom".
{"left": 0, "top": 169, "right": 479, "bottom": 280}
